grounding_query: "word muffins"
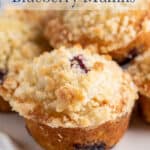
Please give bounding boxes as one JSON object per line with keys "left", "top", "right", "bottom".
{"left": 0, "top": 11, "right": 47, "bottom": 112}
{"left": 45, "top": 0, "right": 150, "bottom": 64}
{"left": 0, "top": 46, "right": 138, "bottom": 149}
{"left": 128, "top": 50, "right": 150, "bottom": 123}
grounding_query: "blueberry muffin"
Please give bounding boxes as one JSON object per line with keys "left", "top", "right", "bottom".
{"left": 128, "top": 50, "right": 150, "bottom": 123}
{"left": 0, "top": 45, "right": 138, "bottom": 149}
{"left": 45, "top": 0, "right": 150, "bottom": 64}
{"left": 0, "top": 11, "right": 48, "bottom": 112}
{"left": 4, "top": 9, "right": 50, "bottom": 50}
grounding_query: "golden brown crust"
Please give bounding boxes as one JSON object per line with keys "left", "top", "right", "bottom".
{"left": 139, "top": 95, "right": 150, "bottom": 123}
{"left": 0, "top": 97, "right": 11, "bottom": 112}
{"left": 26, "top": 114, "right": 130, "bottom": 150}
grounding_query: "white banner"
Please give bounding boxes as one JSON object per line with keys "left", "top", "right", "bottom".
{"left": 0, "top": 0, "right": 149, "bottom": 10}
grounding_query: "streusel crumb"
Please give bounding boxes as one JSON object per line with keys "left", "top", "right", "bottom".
{"left": 0, "top": 18, "right": 41, "bottom": 73}
{"left": 0, "top": 10, "right": 48, "bottom": 76}
{"left": 128, "top": 50, "right": 150, "bottom": 98}
{"left": 45, "top": 0, "right": 150, "bottom": 54}
{"left": 0, "top": 46, "right": 138, "bottom": 128}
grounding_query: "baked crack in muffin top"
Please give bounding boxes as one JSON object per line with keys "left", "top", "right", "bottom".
{"left": 0, "top": 46, "right": 138, "bottom": 128}
{"left": 128, "top": 50, "right": 150, "bottom": 98}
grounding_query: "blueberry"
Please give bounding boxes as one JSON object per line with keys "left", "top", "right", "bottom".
{"left": 71, "top": 55, "right": 90, "bottom": 73}
{"left": 74, "top": 142, "right": 106, "bottom": 150}
{"left": 119, "top": 47, "right": 139, "bottom": 66}
{"left": 0, "top": 70, "right": 7, "bottom": 85}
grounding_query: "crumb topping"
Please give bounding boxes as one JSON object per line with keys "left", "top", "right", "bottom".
{"left": 128, "top": 50, "right": 150, "bottom": 98}
{"left": 45, "top": 0, "right": 150, "bottom": 53}
{"left": 1, "top": 46, "right": 138, "bottom": 128}
{"left": 0, "top": 11, "right": 45, "bottom": 76}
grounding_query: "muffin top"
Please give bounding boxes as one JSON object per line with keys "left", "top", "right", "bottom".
{"left": 0, "top": 46, "right": 138, "bottom": 128}
{"left": 4, "top": 9, "right": 50, "bottom": 47}
{"left": 45, "top": 0, "right": 150, "bottom": 53}
{"left": 128, "top": 50, "right": 150, "bottom": 98}
{"left": 0, "top": 10, "right": 48, "bottom": 80}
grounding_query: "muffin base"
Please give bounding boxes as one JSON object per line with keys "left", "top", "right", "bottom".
{"left": 0, "top": 96, "right": 11, "bottom": 112}
{"left": 26, "top": 114, "right": 130, "bottom": 150}
{"left": 139, "top": 95, "right": 150, "bottom": 123}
